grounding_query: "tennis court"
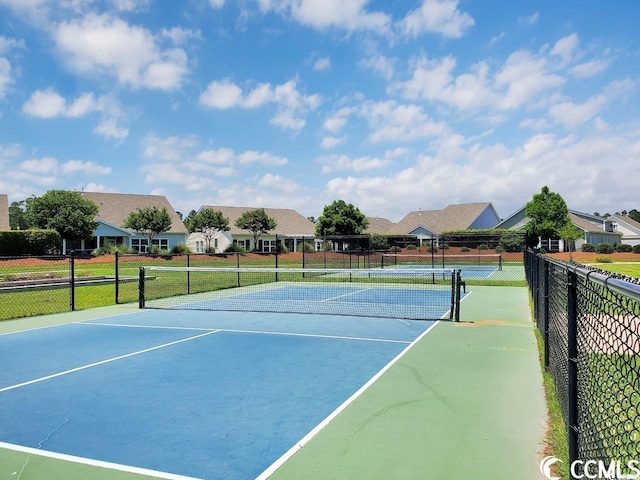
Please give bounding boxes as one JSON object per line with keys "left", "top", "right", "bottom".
{"left": 0, "top": 269, "right": 455, "bottom": 480}
{"left": 0, "top": 268, "right": 546, "bottom": 480}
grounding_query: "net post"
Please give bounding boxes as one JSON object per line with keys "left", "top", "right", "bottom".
{"left": 69, "top": 251, "right": 75, "bottom": 311}
{"left": 454, "top": 270, "right": 463, "bottom": 322}
{"left": 138, "top": 267, "right": 145, "bottom": 309}
{"left": 115, "top": 251, "right": 120, "bottom": 304}
{"left": 498, "top": 254, "right": 503, "bottom": 271}
{"left": 187, "top": 254, "right": 191, "bottom": 295}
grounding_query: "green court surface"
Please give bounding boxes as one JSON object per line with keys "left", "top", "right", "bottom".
{"left": 0, "top": 286, "right": 547, "bottom": 480}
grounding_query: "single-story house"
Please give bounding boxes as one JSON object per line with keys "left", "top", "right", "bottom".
{"left": 0, "top": 194, "right": 9, "bottom": 230}
{"left": 187, "top": 206, "right": 316, "bottom": 253}
{"left": 384, "top": 203, "right": 501, "bottom": 245}
{"left": 609, "top": 215, "right": 640, "bottom": 247}
{"left": 496, "top": 207, "right": 623, "bottom": 252}
{"left": 67, "top": 192, "right": 187, "bottom": 254}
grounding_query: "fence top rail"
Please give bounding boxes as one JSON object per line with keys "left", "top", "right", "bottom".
{"left": 537, "top": 252, "right": 640, "bottom": 303}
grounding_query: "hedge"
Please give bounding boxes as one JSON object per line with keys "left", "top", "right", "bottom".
{"left": 0, "top": 230, "right": 62, "bottom": 255}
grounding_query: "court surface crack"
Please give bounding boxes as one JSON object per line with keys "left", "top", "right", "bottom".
{"left": 38, "top": 393, "right": 99, "bottom": 449}
{"left": 401, "top": 364, "right": 453, "bottom": 412}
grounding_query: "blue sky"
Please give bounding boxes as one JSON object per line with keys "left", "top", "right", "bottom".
{"left": 0, "top": 0, "right": 638, "bottom": 222}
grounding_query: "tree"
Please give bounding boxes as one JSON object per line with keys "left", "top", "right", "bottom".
{"left": 234, "top": 209, "right": 277, "bottom": 251}
{"left": 123, "top": 206, "right": 172, "bottom": 252}
{"left": 524, "top": 186, "right": 570, "bottom": 248}
{"left": 25, "top": 190, "right": 99, "bottom": 244}
{"left": 315, "top": 200, "right": 369, "bottom": 237}
{"left": 558, "top": 223, "right": 583, "bottom": 262}
{"left": 9, "top": 200, "right": 31, "bottom": 230}
{"left": 189, "top": 209, "right": 230, "bottom": 252}
{"left": 628, "top": 209, "right": 640, "bottom": 223}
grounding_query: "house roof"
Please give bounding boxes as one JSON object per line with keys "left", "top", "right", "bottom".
{"left": 613, "top": 214, "right": 640, "bottom": 232}
{"left": 568, "top": 212, "right": 609, "bottom": 233}
{"left": 0, "top": 194, "right": 9, "bottom": 230}
{"left": 365, "top": 217, "right": 395, "bottom": 234}
{"left": 200, "top": 205, "right": 316, "bottom": 236}
{"left": 387, "top": 203, "right": 497, "bottom": 235}
{"left": 80, "top": 192, "right": 187, "bottom": 234}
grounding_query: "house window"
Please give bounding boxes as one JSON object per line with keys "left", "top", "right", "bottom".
{"left": 132, "top": 238, "right": 148, "bottom": 253}
{"left": 259, "top": 239, "right": 276, "bottom": 252}
{"left": 152, "top": 238, "right": 169, "bottom": 251}
{"left": 196, "top": 240, "right": 204, "bottom": 253}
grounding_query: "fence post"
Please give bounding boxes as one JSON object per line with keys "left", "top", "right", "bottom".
{"left": 138, "top": 267, "right": 145, "bottom": 309}
{"left": 567, "top": 268, "right": 579, "bottom": 472}
{"left": 187, "top": 253, "right": 191, "bottom": 295}
{"left": 115, "top": 251, "right": 120, "bottom": 304}
{"left": 543, "top": 259, "right": 550, "bottom": 369}
{"left": 69, "top": 251, "right": 75, "bottom": 311}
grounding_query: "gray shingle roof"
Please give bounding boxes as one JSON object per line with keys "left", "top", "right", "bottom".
{"left": 387, "top": 203, "right": 495, "bottom": 235}
{"left": 0, "top": 194, "right": 9, "bottom": 230}
{"left": 80, "top": 192, "right": 187, "bottom": 234}
{"left": 365, "top": 217, "right": 395, "bottom": 234}
{"left": 201, "top": 205, "right": 316, "bottom": 236}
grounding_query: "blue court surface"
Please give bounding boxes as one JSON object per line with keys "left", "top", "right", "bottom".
{"left": 0, "top": 309, "right": 437, "bottom": 479}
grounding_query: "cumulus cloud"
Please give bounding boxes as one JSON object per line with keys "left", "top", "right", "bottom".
{"left": 398, "top": 0, "right": 474, "bottom": 39}
{"left": 199, "top": 78, "right": 321, "bottom": 131}
{"left": 53, "top": 13, "right": 189, "bottom": 91}
{"left": 22, "top": 89, "right": 129, "bottom": 139}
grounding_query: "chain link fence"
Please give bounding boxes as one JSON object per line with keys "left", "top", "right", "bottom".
{"left": 526, "top": 250, "right": 640, "bottom": 469}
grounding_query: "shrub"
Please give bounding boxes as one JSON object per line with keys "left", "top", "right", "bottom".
{"left": 595, "top": 256, "right": 613, "bottom": 263}
{"left": 633, "top": 244, "right": 640, "bottom": 254}
{"left": 406, "top": 244, "right": 417, "bottom": 250}
{"left": 389, "top": 246, "right": 401, "bottom": 253}
{"left": 172, "top": 243, "right": 191, "bottom": 254}
{"left": 498, "top": 232, "right": 525, "bottom": 252}
{"left": 297, "top": 241, "right": 315, "bottom": 253}
{"left": 225, "top": 243, "right": 246, "bottom": 253}
{"left": 616, "top": 244, "right": 633, "bottom": 253}
{"left": 478, "top": 244, "right": 489, "bottom": 250}
{"left": 0, "top": 229, "right": 62, "bottom": 255}
{"left": 495, "top": 245, "right": 505, "bottom": 254}
{"left": 595, "top": 243, "right": 614, "bottom": 254}
{"left": 581, "top": 243, "right": 595, "bottom": 252}
{"left": 440, "top": 243, "right": 449, "bottom": 250}
{"left": 460, "top": 246, "right": 470, "bottom": 252}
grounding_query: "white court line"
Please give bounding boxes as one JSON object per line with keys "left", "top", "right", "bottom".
{"left": 0, "top": 441, "right": 202, "bottom": 480}
{"left": 0, "top": 330, "right": 219, "bottom": 393}
{"left": 77, "top": 321, "right": 412, "bottom": 344}
{"left": 0, "top": 309, "right": 145, "bottom": 337}
{"left": 255, "top": 320, "right": 441, "bottom": 480}
{"left": 77, "top": 321, "right": 215, "bottom": 332}
{"left": 320, "top": 287, "right": 374, "bottom": 303}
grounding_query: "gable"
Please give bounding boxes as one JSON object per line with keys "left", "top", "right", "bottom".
{"left": 81, "top": 192, "right": 187, "bottom": 234}
{"left": 201, "top": 206, "right": 316, "bottom": 236}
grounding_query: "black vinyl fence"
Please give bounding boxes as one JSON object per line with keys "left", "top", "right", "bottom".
{"left": 525, "top": 250, "right": 640, "bottom": 471}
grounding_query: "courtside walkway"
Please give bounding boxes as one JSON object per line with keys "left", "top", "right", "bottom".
{"left": 0, "top": 287, "right": 547, "bottom": 480}
{"left": 266, "top": 286, "right": 547, "bottom": 480}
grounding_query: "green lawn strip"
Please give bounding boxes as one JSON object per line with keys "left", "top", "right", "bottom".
{"left": 587, "top": 263, "right": 640, "bottom": 278}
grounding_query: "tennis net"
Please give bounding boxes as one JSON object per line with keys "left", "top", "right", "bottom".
{"left": 381, "top": 253, "right": 502, "bottom": 271}
{"left": 139, "top": 266, "right": 463, "bottom": 321}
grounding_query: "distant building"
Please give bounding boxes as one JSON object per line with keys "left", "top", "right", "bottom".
{"left": 73, "top": 192, "right": 187, "bottom": 254}
{"left": 187, "top": 206, "right": 316, "bottom": 253}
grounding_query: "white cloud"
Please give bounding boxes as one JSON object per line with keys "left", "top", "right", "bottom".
{"left": 494, "top": 50, "right": 565, "bottom": 110}
{"left": 53, "top": 13, "right": 188, "bottom": 91}
{"left": 61, "top": 160, "right": 112, "bottom": 175}
{"left": 209, "top": 0, "right": 225, "bottom": 8}
{"left": 550, "top": 33, "right": 579, "bottom": 64}
{"left": 318, "top": 154, "right": 389, "bottom": 173}
{"left": 22, "top": 89, "right": 128, "bottom": 139}
{"left": 22, "top": 89, "right": 67, "bottom": 118}
{"left": 287, "top": 0, "right": 390, "bottom": 34}
{"left": 320, "top": 136, "right": 345, "bottom": 149}
{"left": 161, "top": 27, "right": 202, "bottom": 45}
{"left": 313, "top": 57, "right": 331, "bottom": 71}
{"left": 200, "top": 78, "right": 321, "bottom": 131}
{"left": 199, "top": 79, "right": 244, "bottom": 109}
{"left": 549, "top": 94, "right": 607, "bottom": 129}
{"left": 0, "top": 58, "right": 13, "bottom": 100}
{"left": 238, "top": 150, "right": 288, "bottom": 166}
{"left": 399, "top": 0, "right": 474, "bottom": 39}
{"left": 359, "top": 54, "right": 395, "bottom": 80}
{"left": 569, "top": 59, "right": 610, "bottom": 78}
{"left": 520, "top": 12, "right": 539, "bottom": 25}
